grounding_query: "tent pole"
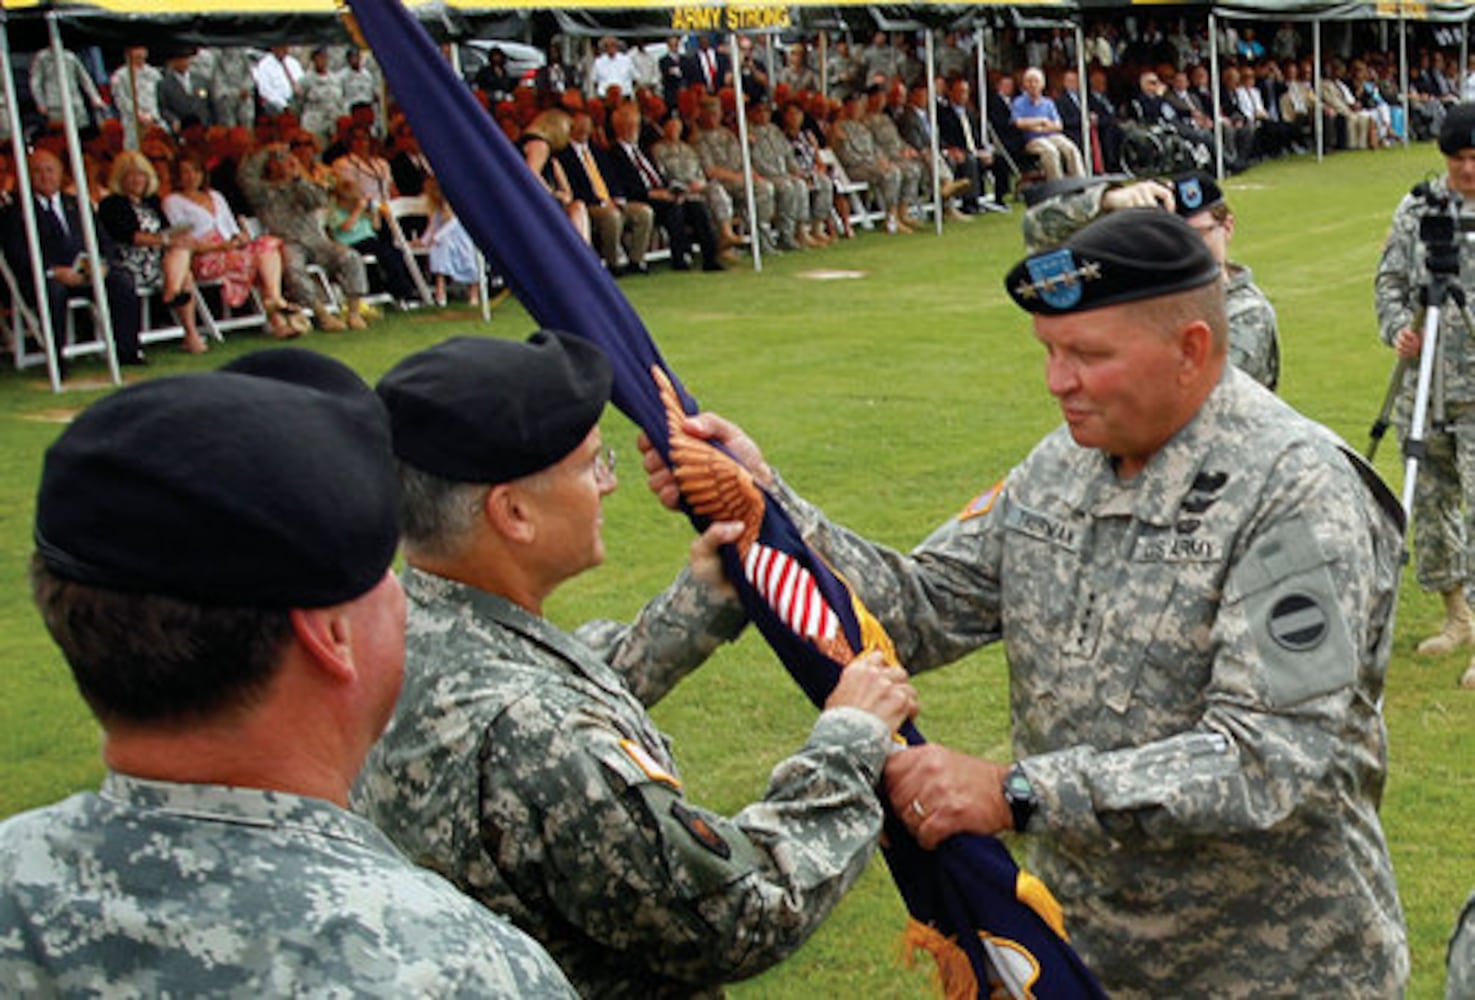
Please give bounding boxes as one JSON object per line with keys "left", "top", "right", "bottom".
{"left": 732, "top": 31, "right": 760, "bottom": 272}
{"left": 1075, "top": 21, "right": 1088, "bottom": 176}
{"left": 1399, "top": 13, "right": 1409, "bottom": 147}
{"left": 925, "top": 28, "right": 941, "bottom": 235}
{"left": 48, "top": 12, "right": 120, "bottom": 387}
{"left": 819, "top": 29, "right": 828, "bottom": 103}
{"left": 1209, "top": 12, "right": 1223, "bottom": 180}
{"left": 1314, "top": 20, "right": 1324, "bottom": 162}
{"left": 2, "top": 14, "right": 63, "bottom": 392}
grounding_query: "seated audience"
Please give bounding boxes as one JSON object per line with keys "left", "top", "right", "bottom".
{"left": 97, "top": 150, "right": 206, "bottom": 355}
{"left": 164, "top": 152, "right": 305, "bottom": 339}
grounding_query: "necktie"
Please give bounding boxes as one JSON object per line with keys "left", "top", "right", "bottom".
{"left": 956, "top": 106, "right": 976, "bottom": 154}
{"left": 44, "top": 195, "right": 68, "bottom": 235}
{"left": 704, "top": 51, "right": 716, "bottom": 89}
{"left": 581, "top": 145, "right": 610, "bottom": 203}
{"left": 630, "top": 144, "right": 661, "bottom": 190}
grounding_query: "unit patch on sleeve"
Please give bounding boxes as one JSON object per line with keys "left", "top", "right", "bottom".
{"left": 670, "top": 801, "right": 731, "bottom": 859}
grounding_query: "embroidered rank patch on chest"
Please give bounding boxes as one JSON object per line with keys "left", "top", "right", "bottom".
{"left": 960, "top": 479, "right": 1005, "bottom": 522}
{"left": 620, "top": 739, "right": 682, "bottom": 790}
{"left": 670, "top": 800, "right": 731, "bottom": 859}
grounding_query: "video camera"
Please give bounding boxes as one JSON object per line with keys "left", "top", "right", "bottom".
{"left": 1411, "top": 180, "right": 1463, "bottom": 279}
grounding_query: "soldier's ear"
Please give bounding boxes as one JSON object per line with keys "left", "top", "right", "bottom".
{"left": 1177, "top": 319, "right": 1214, "bottom": 378}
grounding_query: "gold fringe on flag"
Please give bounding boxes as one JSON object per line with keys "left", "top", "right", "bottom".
{"left": 1015, "top": 870, "right": 1068, "bottom": 941}
{"left": 900, "top": 918, "right": 979, "bottom": 1000}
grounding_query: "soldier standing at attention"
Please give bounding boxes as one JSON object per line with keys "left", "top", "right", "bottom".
{"left": 1376, "top": 103, "right": 1475, "bottom": 686}
{"left": 352, "top": 332, "right": 919, "bottom": 996}
{"left": 647, "top": 211, "right": 1409, "bottom": 997}
{"left": 0, "top": 349, "right": 574, "bottom": 996}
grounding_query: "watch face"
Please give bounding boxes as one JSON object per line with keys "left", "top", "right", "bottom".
{"left": 1006, "top": 770, "right": 1034, "bottom": 798}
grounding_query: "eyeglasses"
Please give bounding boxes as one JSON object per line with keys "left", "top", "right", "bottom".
{"left": 1188, "top": 221, "right": 1221, "bottom": 237}
{"left": 594, "top": 445, "right": 617, "bottom": 485}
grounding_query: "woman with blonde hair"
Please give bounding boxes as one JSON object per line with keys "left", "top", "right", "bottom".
{"left": 164, "top": 151, "right": 306, "bottom": 339}
{"left": 518, "top": 108, "right": 589, "bottom": 243}
{"left": 97, "top": 149, "right": 207, "bottom": 354}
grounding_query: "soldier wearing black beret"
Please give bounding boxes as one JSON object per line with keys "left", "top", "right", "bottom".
{"left": 648, "top": 208, "right": 1408, "bottom": 993}
{"left": 7, "top": 349, "right": 575, "bottom": 996}
{"left": 1376, "top": 101, "right": 1475, "bottom": 688}
{"left": 355, "top": 330, "right": 919, "bottom": 996}
{"left": 1021, "top": 171, "right": 1280, "bottom": 391}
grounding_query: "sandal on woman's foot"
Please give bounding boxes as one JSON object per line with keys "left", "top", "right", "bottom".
{"left": 267, "top": 310, "right": 301, "bottom": 340}
{"left": 182, "top": 336, "right": 209, "bottom": 354}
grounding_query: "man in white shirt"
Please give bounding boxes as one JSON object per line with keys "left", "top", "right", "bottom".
{"left": 590, "top": 36, "right": 635, "bottom": 100}
{"left": 254, "top": 46, "right": 303, "bottom": 117}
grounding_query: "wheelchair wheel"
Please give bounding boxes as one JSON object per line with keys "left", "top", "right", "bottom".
{"left": 1121, "top": 129, "right": 1166, "bottom": 177}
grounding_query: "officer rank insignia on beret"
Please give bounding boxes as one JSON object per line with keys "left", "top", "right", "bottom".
{"left": 1013, "top": 249, "right": 1103, "bottom": 310}
{"left": 1005, "top": 208, "right": 1220, "bottom": 316}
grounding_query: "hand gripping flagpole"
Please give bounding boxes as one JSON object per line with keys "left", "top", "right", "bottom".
{"left": 345, "top": 5, "right": 1104, "bottom": 996}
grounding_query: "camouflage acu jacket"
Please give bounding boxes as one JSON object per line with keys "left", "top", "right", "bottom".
{"left": 772, "top": 366, "right": 1409, "bottom": 998}
{"left": 1376, "top": 174, "right": 1475, "bottom": 406}
{"left": 352, "top": 567, "right": 892, "bottom": 998}
{"left": 0, "top": 773, "right": 574, "bottom": 997}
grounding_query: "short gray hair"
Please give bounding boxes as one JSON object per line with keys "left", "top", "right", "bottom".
{"left": 397, "top": 461, "right": 489, "bottom": 558}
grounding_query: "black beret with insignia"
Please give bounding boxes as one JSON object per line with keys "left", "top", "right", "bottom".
{"left": 35, "top": 348, "right": 399, "bottom": 608}
{"left": 1168, "top": 171, "right": 1224, "bottom": 217}
{"left": 378, "top": 331, "right": 612, "bottom": 484}
{"left": 1005, "top": 208, "right": 1220, "bottom": 316}
{"left": 1440, "top": 103, "right": 1475, "bottom": 155}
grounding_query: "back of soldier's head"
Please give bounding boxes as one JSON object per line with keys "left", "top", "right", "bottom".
{"left": 32, "top": 350, "right": 399, "bottom": 727}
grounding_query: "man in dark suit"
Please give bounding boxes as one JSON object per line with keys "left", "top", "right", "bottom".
{"left": 682, "top": 35, "right": 728, "bottom": 94}
{"left": 658, "top": 37, "right": 685, "bottom": 110}
{"left": 604, "top": 104, "right": 722, "bottom": 272}
{"left": 3, "top": 148, "right": 143, "bottom": 367}
{"left": 938, "top": 76, "right": 1007, "bottom": 209}
{"left": 557, "top": 111, "right": 653, "bottom": 275}
{"left": 156, "top": 50, "right": 212, "bottom": 134}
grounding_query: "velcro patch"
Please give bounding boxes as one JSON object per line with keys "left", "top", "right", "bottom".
{"left": 620, "top": 739, "right": 681, "bottom": 790}
{"left": 670, "top": 801, "right": 731, "bottom": 859}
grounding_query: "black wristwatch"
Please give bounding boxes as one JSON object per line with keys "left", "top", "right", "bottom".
{"left": 1003, "top": 763, "right": 1038, "bottom": 833}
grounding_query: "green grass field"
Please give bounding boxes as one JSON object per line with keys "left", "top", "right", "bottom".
{"left": 2, "top": 143, "right": 1472, "bottom": 997}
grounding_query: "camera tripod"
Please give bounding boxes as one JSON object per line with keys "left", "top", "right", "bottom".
{"left": 1367, "top": 183, "right": 1475, "bottom": 521}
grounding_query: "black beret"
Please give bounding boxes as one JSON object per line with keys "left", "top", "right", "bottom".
{"left": 1169, "top": 171, "right": 1224, "bottom": 217}
{"left": 1440, "top": 103, "right": 1475, "bottom": 155}
{"left": 378, "top": 331, "right": 612, "bottom": 484}
{"left": 1006, "top": 208, "right": 1220, "bottom": 316}
{"left": 35, "top": 349, "right": 399, "bottom": 608}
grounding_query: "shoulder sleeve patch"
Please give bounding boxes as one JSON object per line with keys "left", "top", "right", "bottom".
{"left": 620, "top": 739, "right": 682, "bottom": 791}
{"left": 960, "top": 479, "right": 1006, "bottom": 522}
{"left": 670, "top": 800, "right": 731, "bottom": 859}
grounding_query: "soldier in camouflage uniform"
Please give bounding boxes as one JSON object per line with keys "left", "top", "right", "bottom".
{"left": 1451, "top": 893, "right": 1475, "bottom": 999}
{"left": 1022, "top": 172, "right": 1280, "bottom": 391}
{"left": 207, "top": 47, "right": 257, "bottom": 129}
{"left": 651, "top": 211, "right": 1409, "bottom": 997}
{"left": 0, "top": 350, "right": 573, "bottom": 998}
{"left": 832, "top": 92, "right": 910, "bottom": 233}
{"left": 1376, "top": 105, "right": 1475, "bottom": 687}
{"left": 652, "top": 113, "right": 739, "bottom": 254}
{"left": 354, "top": 333, "right": 919, "bottom": 998}
{"left": 864, "top": 84, "right": 923, "bottom": 218}
{"left": 748, "top": 100, "right": 813, "bottom": 250}
{"left": 694, "top": 96, "right": 778, "bottom": 252}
